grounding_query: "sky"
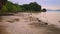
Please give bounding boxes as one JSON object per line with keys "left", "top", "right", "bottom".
{"left": 8, "top": 0, "right": 60, "bottom": 10}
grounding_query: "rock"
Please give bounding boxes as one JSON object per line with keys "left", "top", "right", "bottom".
{"left": 13, "top": 19, "right": 20, "bottom": 21}
{"left": 36, "top": 18, "right": 42, "bottom": 22}
{"left": 7, "top": 20, "right": 14, "bottom": 23}
{"left": 58, "top": 21, "right": 60, "bottom": 22}
{"left": 40, "top": 22, "right": 48, "bottom": 25}
{"left": 45, "top": 23, "right": 48, "bottom": 25}
{"left": 38, "top": 20, "right": 42, "bottom": 22}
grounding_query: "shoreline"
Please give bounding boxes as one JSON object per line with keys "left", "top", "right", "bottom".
{"left": 0, "top": 12, "right": 60, "bottom": 34}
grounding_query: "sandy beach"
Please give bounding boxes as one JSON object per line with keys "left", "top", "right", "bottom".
{"left": 0, "top": 12, "right": 60, "bottom": 34}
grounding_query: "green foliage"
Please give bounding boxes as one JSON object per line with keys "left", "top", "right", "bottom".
{"left": 0, "top": 0, "right": 7, "bottom": 5}
{"left": 2, "top": 6, "right": 8, "bottom": 12}
{"left": 0, "top": 0, "right": 7, "bottom": 10}
{"left": 29, "top": 2, "right": 41, "bottom": 11}
{"left": 1, "top": 1, "right": 23, "bottom": 13}
{"left": 0, "top": 1, "right": 46, "bottom": 15}
{"left": 13, "top": 4, "right": 23, "bottom": 12}
{"left": 22, "top": 2, "right": 41, "bottom": 12}
{"left": 0, "top": 0, "right": 7, "bottom": 15}
{"left": 41, "top": 8, "right": 47, "bottom": 12}
{"left": 22, "top": 4, "right": 30, "bottom": 11}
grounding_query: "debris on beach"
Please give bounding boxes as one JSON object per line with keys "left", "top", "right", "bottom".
{"left": 13, "top": 18, "right": 20, "bottom": 21}
{"left": 0, "top": 13, "right": 60, "bottom": 34}
{"left": 58, "top": 21, "right": 60, "bottom": 22}
{"left": 7, "top": 20, "right": 14, "bottom": 23}
{"left": 6, "top": 18, "right": 20, "bottom": 23}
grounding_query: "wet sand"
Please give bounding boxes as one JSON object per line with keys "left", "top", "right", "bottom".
{"left": 0, "top": 12, "right": 60, "bottom": 34}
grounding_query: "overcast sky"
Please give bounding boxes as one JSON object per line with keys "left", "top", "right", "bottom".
{"left": 8, "top": 0, "right": 60, "bottom": 10}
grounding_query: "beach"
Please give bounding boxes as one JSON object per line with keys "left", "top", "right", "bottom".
{"left": 0, "top": 12, "right": 60, "bottom": 34}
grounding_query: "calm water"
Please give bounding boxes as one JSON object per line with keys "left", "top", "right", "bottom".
{"left": 29, "top": 10, "right": 60, "bottom": 27}
{"left": 39, "top": 11, "right": 60, "bottom": 27}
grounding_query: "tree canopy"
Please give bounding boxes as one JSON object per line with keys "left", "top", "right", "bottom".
{"left": 22, "top": 2, "right": 41, "bottom": 11}
{"left": 0, "top": 0, "right": 7, "bottom": 10}
{"left": 0, "top": 0, "right": 46, "bottom": 15}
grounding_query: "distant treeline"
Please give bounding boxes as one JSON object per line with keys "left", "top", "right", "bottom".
{"left": 0, "top": 0, "right": 46, "bottom": 14}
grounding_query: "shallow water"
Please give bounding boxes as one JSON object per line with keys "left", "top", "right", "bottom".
{"left": 34, "top": 12, "right": 60, "bottom": 27}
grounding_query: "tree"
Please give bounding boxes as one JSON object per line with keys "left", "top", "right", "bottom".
{"left": 29, "top": 2, "right": 41, "bottom": 11}
{"left": 2, "top": 1, "right": 24, "bottom": 13}
{"left": 0, "top": 0, "right": 7, "bottom": 10}
{"left": 0, "top": 1, "right": 46, "bottom": 14}
{"left": 0, "top": 0, "right": 7, "bottom": 21}
{"left": 42, "top": 8, "right": 47, "bottom": 12}
{"left": 22, "top": 2, "right": 41, "bottom": 12}
{"left": 0, "top": 0, "right": 7, "bottom": 15}
{"left": 22, "top": 4, "right": 29, "bottom": 11}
